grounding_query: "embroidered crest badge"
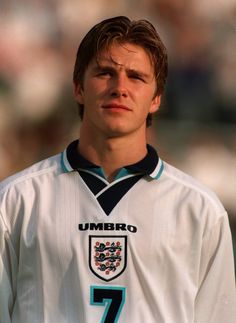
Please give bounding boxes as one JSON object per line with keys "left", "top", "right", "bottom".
{"left": 89, "top": 235, "right": 127, "bottom": 282}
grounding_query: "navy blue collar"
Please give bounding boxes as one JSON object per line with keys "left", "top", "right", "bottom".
{"left": 62, "top": 140, "right": 164, "bottom": 180}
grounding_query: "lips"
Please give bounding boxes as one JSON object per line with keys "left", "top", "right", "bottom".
{"left": 102, "top": 103, "right": 131, "bottom": 111}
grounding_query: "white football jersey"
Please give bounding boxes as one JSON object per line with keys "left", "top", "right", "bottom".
{"left": 0, "top": 140, "right": 235, "bottom": 323}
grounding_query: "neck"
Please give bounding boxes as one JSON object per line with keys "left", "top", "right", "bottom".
{"left": 78, "top": 128, "right": 148, "bottom": 182}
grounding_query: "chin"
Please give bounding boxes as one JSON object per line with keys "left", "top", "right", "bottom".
{"left": 100, "top": 120, "right": 145, "bottom": 138}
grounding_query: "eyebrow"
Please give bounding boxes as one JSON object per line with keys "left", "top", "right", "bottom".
{"left": 92, "top": 61, "right": 151, "bottom": 80}
{"left": 92, "top": 64, "right": 114, "bottom": 73}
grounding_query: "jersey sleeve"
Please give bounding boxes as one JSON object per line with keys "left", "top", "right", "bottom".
{"left": 0, "top": 211, "right": 18, "bottom": 323}
{"left": 194, "top": 213, "right": 236, "bottom": 323}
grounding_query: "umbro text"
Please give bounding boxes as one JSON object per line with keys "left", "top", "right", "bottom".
{"left": 78, "top": 223, "right": 137, "bottom": 233}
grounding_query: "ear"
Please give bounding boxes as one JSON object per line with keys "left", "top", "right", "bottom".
{"left": 149, "top": 95, "right": 161, "bottom": 113}
{"left": 73, "top": 82, "right": 84, "bottom": 104}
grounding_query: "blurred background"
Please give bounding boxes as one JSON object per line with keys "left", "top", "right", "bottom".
{"left": 0, "top": 0, "right": 236, "bottom": 267}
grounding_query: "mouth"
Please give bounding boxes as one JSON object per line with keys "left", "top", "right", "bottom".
{"left": 102, "top": 104, "right": 131, "bottom": 111}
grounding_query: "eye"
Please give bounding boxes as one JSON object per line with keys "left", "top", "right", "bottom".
{"left": 96, "top": 69, "right": 113, "bottom": 78}
{"left": 133, "top": 75, "right": 143, "bottom": 81}
{"left": 98, "top": 71, "right": 110, "bottom": 76}
{"left": 129, "top": 72, "right": 145, "bottom": 82}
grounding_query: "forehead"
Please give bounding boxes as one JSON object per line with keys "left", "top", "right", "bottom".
{"left": 94, "top": 42, "right": 154, "bottom": 71}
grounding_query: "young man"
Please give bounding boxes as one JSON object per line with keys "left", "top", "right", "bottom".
{"left": 0, "top": 16, "right": 235, "bottom": 323}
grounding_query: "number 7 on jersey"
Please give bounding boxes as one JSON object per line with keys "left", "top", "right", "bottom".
{"left": 90, "top": 286, "right": 126, "bottom": 323}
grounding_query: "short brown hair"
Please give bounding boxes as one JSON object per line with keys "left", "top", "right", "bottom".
{"left": 73, "top": 16, "right": 168, "bottom": 126}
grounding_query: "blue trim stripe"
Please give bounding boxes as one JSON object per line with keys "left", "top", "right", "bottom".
{"left": 114, "top": 168, "right": 131, "bottom": 180}
{"left": 61, "top": 151, "right": 73, "bottom": 173}
{"left": 149, "top": 159, "right": 164, "bottom": 179}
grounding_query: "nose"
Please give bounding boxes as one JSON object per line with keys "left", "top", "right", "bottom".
{"left": 110, "top": 73, "right": 128, "bottom": 98}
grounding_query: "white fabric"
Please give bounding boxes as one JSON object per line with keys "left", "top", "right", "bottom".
{"left": 0, "top": 152, "right": 235, "bottom": 322}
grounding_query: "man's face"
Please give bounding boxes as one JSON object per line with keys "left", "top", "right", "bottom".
{"left": 74, "top": 42, "right": 161, "bottom": 139}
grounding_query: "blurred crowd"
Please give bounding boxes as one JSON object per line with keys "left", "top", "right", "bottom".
{"left": 0, "top": 0, "right": 236, "bottom": 246}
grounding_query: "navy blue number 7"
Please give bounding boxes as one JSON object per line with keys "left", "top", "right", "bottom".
{"left": 90, "top": 286, "right": 126, "bottom": 323}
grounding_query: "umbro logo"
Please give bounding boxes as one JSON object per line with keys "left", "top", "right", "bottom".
{"left": 78, "top": 222, "right": 137, "bottom": 233}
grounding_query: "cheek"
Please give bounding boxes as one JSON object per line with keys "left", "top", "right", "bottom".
{"left": 136, "top": 91, "right": 156, "bottom": 108}
{"left": 86, "top": 81, "right": 109, "bottom": 101}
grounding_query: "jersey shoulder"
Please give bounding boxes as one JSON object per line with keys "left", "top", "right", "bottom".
{"left": 162, "top": 161, "right": 226, "bottom": 213}
{"left": 0, "top": 153, "right": 62, "bottom": 195}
